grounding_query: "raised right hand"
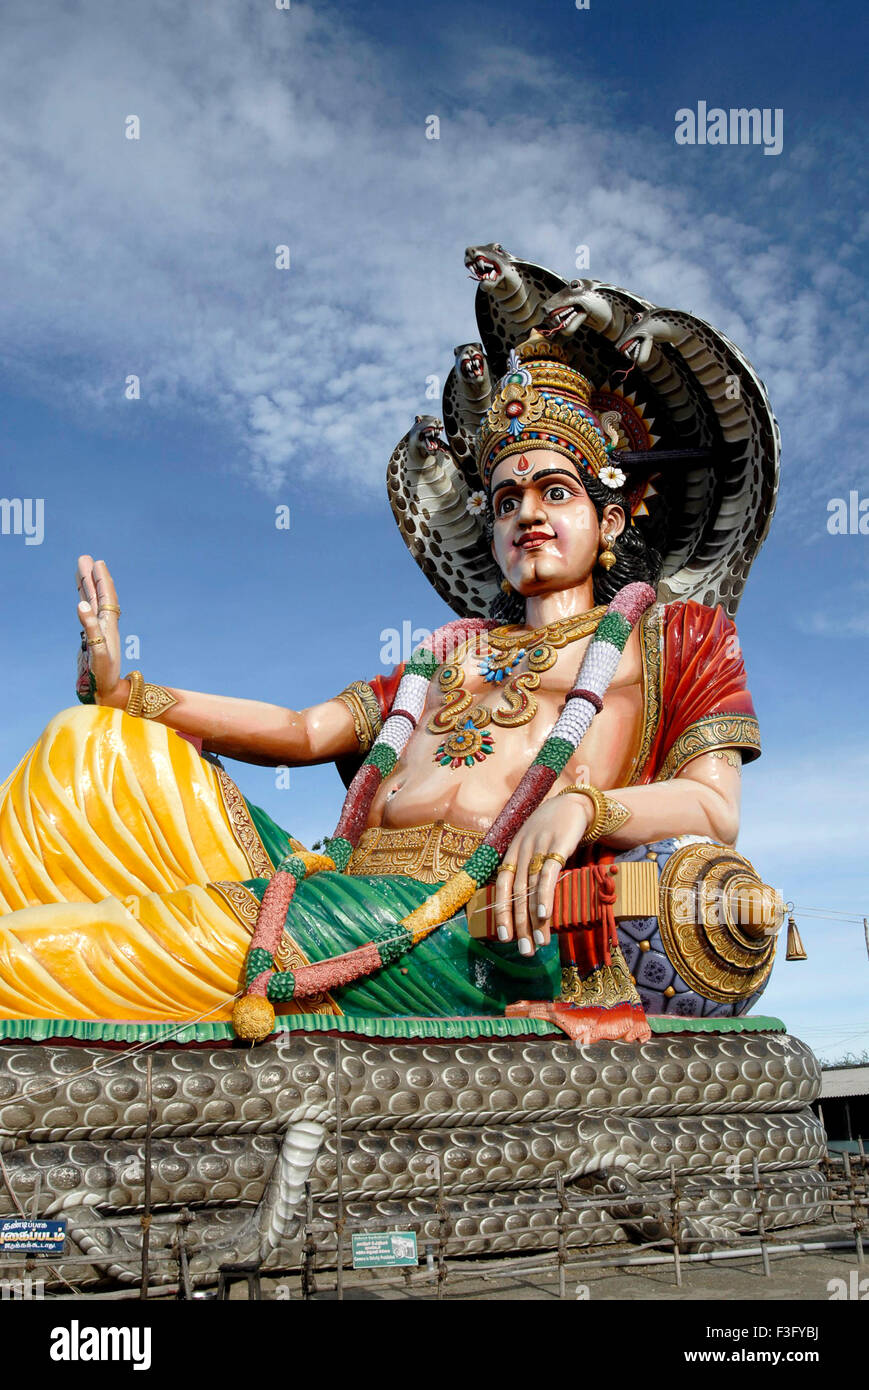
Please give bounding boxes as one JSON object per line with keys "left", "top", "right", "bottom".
{"left": 76, "top": 556, "right": 123, "bottom": 703}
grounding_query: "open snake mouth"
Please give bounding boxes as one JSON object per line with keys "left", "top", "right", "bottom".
{"left": 417, "top": 426, "right": 446, "bottom": 455}
{"left": 618, "top": 337, "right": 643, "bottom": 362}
{"left": 460, "top": 354, "right": 485, "bottom": 381}
{"left": 541, "top": 304, "right": 585, "bottom": 337}
{"left": 465, "top": 254, "right": 501, "bottom": 283}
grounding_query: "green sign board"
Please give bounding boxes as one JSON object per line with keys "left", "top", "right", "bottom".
{"left": 351, "top": 1231, "right": 418, "bottom": 1269}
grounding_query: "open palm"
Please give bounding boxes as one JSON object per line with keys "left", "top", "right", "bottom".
{"left": 75, "top": 555, "right": 122, "bottom": 701}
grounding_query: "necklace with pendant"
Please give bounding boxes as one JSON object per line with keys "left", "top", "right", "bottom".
{"left": 478, "top": 645, "right": 526, "bottom": 683}
{"left": 428, "top": 605, "right": 607, "bottom": 766}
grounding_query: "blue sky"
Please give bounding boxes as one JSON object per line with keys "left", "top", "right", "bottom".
{"left": 0, "top": 0, "right": 867, "bottom": 1059}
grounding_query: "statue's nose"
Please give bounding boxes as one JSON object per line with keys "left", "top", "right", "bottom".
{"left": 518, "top": 491, "right": 546, "bottom": 521}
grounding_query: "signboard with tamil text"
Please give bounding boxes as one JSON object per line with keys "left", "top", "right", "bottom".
{"left": 0, "top": 1219, "right": 67, "bottom": 1256}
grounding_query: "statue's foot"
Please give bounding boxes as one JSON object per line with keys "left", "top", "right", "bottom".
{"left": 505, "top": 999, "right": 651, "bottom": 1044}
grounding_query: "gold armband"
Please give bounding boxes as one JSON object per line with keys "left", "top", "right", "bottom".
{"left": 557, "top": 783, "right": 631, "bottom": 844}
{"left": 123, "top": 671, "right": 178, "bottom": 720}
{"left": 335, "top": 681, "right": 383, "bottom": 754}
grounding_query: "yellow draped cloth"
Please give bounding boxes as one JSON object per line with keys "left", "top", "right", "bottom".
{"left": 0, "top": 706, "right": 311, "bottom": 1022}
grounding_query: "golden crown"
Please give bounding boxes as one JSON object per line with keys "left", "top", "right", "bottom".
{"left": 475, "top": 332, "right": 612, "bottom": 487}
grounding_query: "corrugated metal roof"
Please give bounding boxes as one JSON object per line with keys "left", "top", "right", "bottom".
{"left": 821, "top": 1066, "right": 869, "bottom": 1098}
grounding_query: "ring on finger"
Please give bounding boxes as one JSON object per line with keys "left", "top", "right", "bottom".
{"left": 98, "top": 605, "right": 121, "bottom": 616}
{"left": 499, "top": 862, "right": 518, "bottom": 875}
{"left": 528, "top": 852, "right": 547, "bottom": 876}
{"left": 544, "top": 851, "right": 566, "bottom": 867}
{"left": 87, "top": 636, "right": 107, "bottom": 648}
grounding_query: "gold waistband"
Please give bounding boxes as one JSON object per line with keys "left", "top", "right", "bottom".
{"left": 347, "top": 820, "right": 486, "bottom": 884}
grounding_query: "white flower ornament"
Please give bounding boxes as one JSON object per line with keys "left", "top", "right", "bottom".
{"left": 599, "top": 464, "right": 626, "bottom": 489}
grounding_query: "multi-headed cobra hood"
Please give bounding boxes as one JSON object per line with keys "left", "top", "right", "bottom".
{"left": 386, "top": 244, "right": 780, "bottom": 619}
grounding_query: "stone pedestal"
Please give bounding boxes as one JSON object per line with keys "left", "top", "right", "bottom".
{"left": 0, "top": 1023, "right": 826, "bottom": 1288}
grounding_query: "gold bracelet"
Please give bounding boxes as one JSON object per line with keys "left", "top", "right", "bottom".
{"left": 125, "top": 670, "right": 144, "bottom": 717}
{"left": 556, "top": 783, "right": 631, "bottom": 844}
{"left": 123, "top": 671, "right": 178, "bottom": 720}
{"left": 335, "top": 682, "right": 383, "bottom": 753}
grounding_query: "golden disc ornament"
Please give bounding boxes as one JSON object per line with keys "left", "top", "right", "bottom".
{"left": 658, "top": 842, "right": 781, "bottom": 1003}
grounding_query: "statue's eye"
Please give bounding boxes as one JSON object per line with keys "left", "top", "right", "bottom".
{"left": 496, "top": 496, "right": 517, "bottom": 516}
{"left": 545, "top": 486, "right": 568, "bottom": 502}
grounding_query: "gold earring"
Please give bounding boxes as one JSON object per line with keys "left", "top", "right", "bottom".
{"left": 500, "top": 578, "right": 513, "bottom": 594}
{"left": 598, "top": 534, "right": 617, "bottom": 571}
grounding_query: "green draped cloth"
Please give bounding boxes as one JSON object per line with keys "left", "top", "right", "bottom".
{"left": 242, "top": 797, "right": 560, "bottom": 1016}
{"left": 244, "top": 869, "right": 560, "bottom": 1016}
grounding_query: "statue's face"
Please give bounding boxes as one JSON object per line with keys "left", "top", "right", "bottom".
{"left": 489, "top": 448, "right": 624, "bottom": 595}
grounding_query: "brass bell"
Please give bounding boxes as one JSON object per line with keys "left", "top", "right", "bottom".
{"left": 786, "top": 917, "right": 807, "bottom": 961}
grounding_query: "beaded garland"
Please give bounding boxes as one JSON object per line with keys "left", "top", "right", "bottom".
{"left": 232, "top": 588, "right": 656, "bottom": 1040}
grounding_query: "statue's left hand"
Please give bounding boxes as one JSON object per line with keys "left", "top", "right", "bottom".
{"left": 493, "top": 785, "right": 592, "bottom": 957}
{"left": 75, "top": 556, "right": 123, "bottom": 703}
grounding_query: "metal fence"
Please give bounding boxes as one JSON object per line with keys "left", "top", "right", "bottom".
{"left": 293, "top": 1146, "right": 866, "bottom": 1300}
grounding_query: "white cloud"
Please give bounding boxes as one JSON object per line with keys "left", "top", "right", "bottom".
{"left": 798, "top": 610, "right": 869, "bottom": 638}
{"left": 741, "top": 748, "right": 869, "bottom": 860}
{"left": 796, "top": 575, "right": 869, "bottom": 638}
{"left": 0, "top": 2, "right": 864, "bottom": 520}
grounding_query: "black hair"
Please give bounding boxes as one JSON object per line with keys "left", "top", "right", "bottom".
{"left": 483, "top": 467, "right": 664, "bottom": 623}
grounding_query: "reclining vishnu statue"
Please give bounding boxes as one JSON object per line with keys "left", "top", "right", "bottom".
{"left": 0, "top": 244, "right": 785, "bottom": 1046}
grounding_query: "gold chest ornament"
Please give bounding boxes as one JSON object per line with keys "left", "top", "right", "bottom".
{"left": 427, "top": 606, "right": 607, "bottom": 766}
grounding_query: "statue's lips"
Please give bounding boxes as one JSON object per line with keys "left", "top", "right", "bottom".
{"left": 619, "top": 337, "right": 642, "bottom": 360}
{"left": 515, "top": 531, "right": 555, "bottom": 550}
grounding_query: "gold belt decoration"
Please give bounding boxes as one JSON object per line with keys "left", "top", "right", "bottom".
{"left": 347, "top": 820, "right": 486, "bottom": 884}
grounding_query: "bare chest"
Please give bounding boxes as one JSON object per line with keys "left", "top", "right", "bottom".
{"left": 367, "top": 627, "right": 646, "bottom": 831}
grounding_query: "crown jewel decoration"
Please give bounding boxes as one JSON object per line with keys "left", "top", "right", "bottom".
{"left": 476, "top": 332, "right": 613, "bottom": 489}
{"left": 385, "top": 243, "right": 780, "bottom": 623}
